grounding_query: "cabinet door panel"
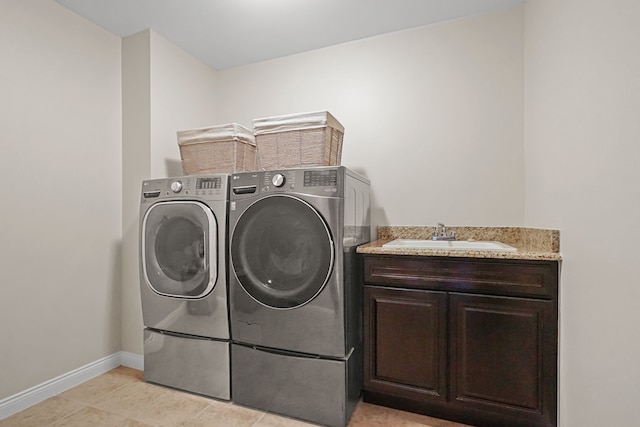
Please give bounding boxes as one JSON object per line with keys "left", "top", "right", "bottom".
{"left": 364, "top": 286, "right": 447, "bottom": 403}
{"left": 450, "top": 293, "right": 557, "bottom": 424}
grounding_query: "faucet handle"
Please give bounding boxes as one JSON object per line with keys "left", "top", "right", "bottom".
{"left": 433, "top": 223, "right": 456, "bottom": 240}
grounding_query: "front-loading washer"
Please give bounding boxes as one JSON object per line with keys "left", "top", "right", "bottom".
{"left": 139, "top": 174, "right": 230, "bottom": 400}
{"left": 228, "top": 166, "right": 370, "bottom": 427}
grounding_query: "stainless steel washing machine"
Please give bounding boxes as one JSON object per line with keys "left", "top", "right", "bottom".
{"left": 139, "top": 174, "right": 230, "bottom": 400}
{"left": 228, "top": 166, "right": 370, "bottom": 427}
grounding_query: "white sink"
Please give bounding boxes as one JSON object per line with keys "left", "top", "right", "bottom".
{"left": 382, "top": 239, "right": 517, "bottom": 252}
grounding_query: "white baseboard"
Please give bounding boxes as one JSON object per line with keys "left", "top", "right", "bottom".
{"left": 120, "top": 351, "right": 144, "bottom": 371}
{"left": 0, "top": 351, "right": 143, "bottom": 421}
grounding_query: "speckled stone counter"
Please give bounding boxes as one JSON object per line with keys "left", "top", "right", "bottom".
{"left": 357, "top": 226, "right": 561, "bottom": 261}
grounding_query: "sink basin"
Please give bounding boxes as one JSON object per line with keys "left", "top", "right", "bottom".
{"left": 382, "top": 239, "right": 517, "bottom": 252}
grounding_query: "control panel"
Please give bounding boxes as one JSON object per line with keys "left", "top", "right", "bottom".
{"left": 303, "top": 169, "right": 338, "bottom": 187}
{"left": 142, "top": 176, "right": 226, "bottom": 201}
{"left": 230, "top": 167, "right": 344, "bottom": 199}
{"left": 262, "top": 170, "right": 297, "bottom": 193}
{"left": 196, "top": 177, "right": 222, "bottom": 190}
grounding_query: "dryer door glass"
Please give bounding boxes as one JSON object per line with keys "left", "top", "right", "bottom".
{"left": 142, "top": 201, "right": 217, "bottom": 298}
{"left": 231, "top": 195, "right": 334, "bottom": 309}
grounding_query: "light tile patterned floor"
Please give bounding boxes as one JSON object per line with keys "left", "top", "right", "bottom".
{"left": 0, "top": 367, "right": 471, "bottom": 427}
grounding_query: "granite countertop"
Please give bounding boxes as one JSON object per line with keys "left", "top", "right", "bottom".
{"left": 357, "top": 226, "right": 562, "bottom": 261}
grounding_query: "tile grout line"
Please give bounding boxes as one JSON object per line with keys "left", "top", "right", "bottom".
{"left": 183, "top": 398, "right": 214, "bottom": 425}
{"left": 51, "top": 376, "right": 145, "bottom": 425}
{"left": 249, "top": 409, "right": 268, "bottom": 426}
{"left": 41, "top": 396, "right": 90, "bottom": 427}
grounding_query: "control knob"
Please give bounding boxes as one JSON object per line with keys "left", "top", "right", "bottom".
{"left": 272, "top": 173, "right": 286, "bottom": 187}
{"left": 170, "top": 181, "right": 183, "bottom": 193}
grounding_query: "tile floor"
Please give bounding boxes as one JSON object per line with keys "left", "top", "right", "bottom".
{"left": 0, "top": 366, "right": 471, "bottom": 427}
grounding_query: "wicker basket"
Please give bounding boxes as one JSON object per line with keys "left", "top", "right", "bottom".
{"left": 177, "top": 123, "right": 256, "bottom": 175}
{"left": 252, "top": 111, "right": 344, "bottom": 170}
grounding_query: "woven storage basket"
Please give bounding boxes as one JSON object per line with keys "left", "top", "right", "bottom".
{"left": 252, "top": 111, "right": 344, "bottom": 170}
{"left": 177, "top": 123, "right": 256, "bottom": 175}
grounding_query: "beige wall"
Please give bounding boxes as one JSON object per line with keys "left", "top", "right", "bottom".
{"left": 149, "top": 32, "right": 219, "bottom": 179}
{"left": 121, "top": 30, "right": 151, "bottom": 360}
{"left": 0, "top": 0, "right": 122, "bottom": 399}
{"left": 8, "top": 2, "right": 640, "bottom": 424}
{"left": 0, "top": 1, "right": 524, "bottom": 391}
{"left": 213, "top": 7, "right": 525, "bottom": 231}
{"left": 524, "top": 0, "right": 640, "bottom": 425}
{"left": 120, "top": 30, "right": 219, "bottom": 355}
{"left": 118, "top": 8, "right": 526, "bottom": 356}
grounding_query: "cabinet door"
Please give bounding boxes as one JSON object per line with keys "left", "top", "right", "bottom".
{"left": 364, "top": 286, "right": 447, "bottom": 403}
{"left": 449, "top": 293, "right": 557, "bottom": 426}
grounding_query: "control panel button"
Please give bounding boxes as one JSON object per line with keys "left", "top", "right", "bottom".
{"left": 272, "top": 173, "right": 286, "bottom": 187}
{"left": 170, "top": 181, "right": 183, "bottom": 193}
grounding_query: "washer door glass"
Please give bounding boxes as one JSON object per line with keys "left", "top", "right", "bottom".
{"left": 142, "top": 201, "right": 217, "bottom": 298}
{"left": 231, "top": 195, "right": 334, "bottom": 309}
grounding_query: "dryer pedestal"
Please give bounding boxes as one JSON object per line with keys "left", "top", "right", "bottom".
{"left": 231, "top": 343, "right": 361, "bottom": 427}
{"left": 144, "top": 329, "right": 230, "bottom": 400}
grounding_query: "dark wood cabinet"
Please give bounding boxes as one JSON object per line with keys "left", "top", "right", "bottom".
{"left": 362, "top": 255, "right": 559, "bottom": 427}
{"left": 364, "top": 287, "right": 447, "bottom": 403}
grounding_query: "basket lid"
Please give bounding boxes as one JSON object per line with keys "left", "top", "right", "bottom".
{"left": 177, "top": 123, "right": 255, "bottom": 146}
{"left": 252, "top": 111, "right": 344, "bottom": 135}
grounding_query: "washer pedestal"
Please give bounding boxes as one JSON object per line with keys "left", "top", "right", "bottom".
{"left": 231, "top": 343, "right": 361, "bottom": 427}
{"left": 144, "top": 329, "right": 230, "bottom": 400}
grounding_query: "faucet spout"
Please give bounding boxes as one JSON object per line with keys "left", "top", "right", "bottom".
{"left": 432, "top": 222, "right": 456, "bottom": 241}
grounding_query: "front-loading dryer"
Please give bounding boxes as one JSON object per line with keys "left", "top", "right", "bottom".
{"left": 139, "top": 174, "right": 230, "bottom": 400}
{"left": 228, "top": 166, "right": 370, "bottom": 427}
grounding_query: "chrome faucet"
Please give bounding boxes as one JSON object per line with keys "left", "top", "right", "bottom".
{"left": 432, "top": 222, "right": 456, "bottom": 241}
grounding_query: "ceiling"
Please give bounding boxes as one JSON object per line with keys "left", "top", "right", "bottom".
{"left": 55, "top": 0, "right": 525, "bottom": 70}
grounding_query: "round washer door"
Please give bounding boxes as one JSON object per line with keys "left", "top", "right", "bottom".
{"left": 231, "top": 194, "right": 334, "bottom": 309}
{"left": 142, "top": 201, "right": 217, "bottom": 298}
